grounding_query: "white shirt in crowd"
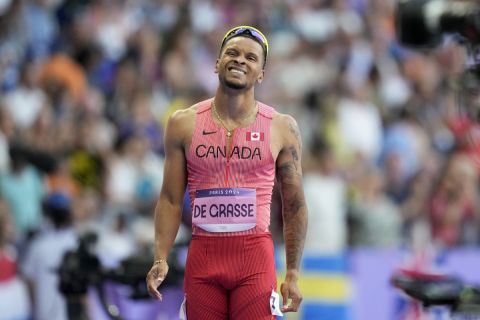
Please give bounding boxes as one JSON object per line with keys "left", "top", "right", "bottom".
{"left": 22, "top": 228, "right": 77, "bottom": 320}
{"left": 303, "top": 172, "right": 347, "bottom": 255}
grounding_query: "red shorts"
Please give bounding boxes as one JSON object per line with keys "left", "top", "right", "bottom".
{"left": 184, "top": 233, "right": 277, "bottom": 319}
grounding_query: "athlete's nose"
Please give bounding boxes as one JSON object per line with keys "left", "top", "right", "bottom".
{"left": 233, "top": 54, "right": 247, "bottom": 65}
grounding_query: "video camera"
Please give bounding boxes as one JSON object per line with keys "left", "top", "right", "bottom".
{"left": 397, "top": 0, "right": 480, "bottom": 124}
{"left": 58, "top": 232, "right": 185, "bottom": 320}
{"left": 396, "top": 0, "right": 480, "bottom": 48}
{"left": 391, "top": 269, "right": 480, "bottom": 316}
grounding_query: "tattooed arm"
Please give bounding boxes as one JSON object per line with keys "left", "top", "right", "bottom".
{"left": 274, "top": 114, "right": 308, "bottom": 313}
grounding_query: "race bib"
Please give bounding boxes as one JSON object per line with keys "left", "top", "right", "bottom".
{"left": 270, "top": 289, "right": 284, "bottom": 316}
{"left": 179, "top": 296, "right": 187, "bottom": 320}
{"left": 193, "top": 188, "right": 257, "bottom": 232}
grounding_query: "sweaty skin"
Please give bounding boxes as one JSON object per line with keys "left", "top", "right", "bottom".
{"left": 146, "top": 35, "right": 308, "bottom": 313}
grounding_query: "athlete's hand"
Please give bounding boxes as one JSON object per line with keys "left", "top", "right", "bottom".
{"left": 146, "top": 260, "right": 169, "bottom": 301}
{"left": 280, "top": 270, "right": 303, "bottom": 313}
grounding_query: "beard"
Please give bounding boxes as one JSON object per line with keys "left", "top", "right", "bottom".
{"left": 219, "top": 74, "right": 248, "bottom": 90}
{"left": 225, "top": 80, "right": 247, "bottom": 90}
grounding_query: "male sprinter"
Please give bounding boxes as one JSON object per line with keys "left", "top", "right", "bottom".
{"left": 146, "top": 26, "right": 308, "bottom": 319}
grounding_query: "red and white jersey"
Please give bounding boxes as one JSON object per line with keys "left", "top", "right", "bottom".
{"left": 186, "top": 98, "right": 276, "bottom": 236}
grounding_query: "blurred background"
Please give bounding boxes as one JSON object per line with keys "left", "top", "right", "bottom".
{"left": 0, "top": 0, "right": 479, "bottom": 319}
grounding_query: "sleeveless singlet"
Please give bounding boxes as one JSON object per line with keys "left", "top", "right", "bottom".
{"left": 186, "top": 98, "right": 276, "bottom": 236}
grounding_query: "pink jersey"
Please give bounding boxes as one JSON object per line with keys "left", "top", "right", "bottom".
{"left": 187, "top": 98, "right": 276, "bottom": 236}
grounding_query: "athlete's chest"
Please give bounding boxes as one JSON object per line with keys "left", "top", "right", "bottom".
{"left": 189, "top": 128, "right": 270, "bottom": 163}
{"left": 186, "top": 126, "right": 273, "bottom": 184}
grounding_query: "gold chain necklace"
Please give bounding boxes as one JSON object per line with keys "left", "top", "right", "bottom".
{"left": 212, "top": 100, "right": 258, "bottom": 138}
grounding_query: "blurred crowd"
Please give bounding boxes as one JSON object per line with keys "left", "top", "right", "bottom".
{"left": 0, "top": 0, "right": 479, "bottom": 319}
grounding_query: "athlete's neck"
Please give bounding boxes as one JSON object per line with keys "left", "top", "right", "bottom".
{"left": 214, "top": 89, "right": 257, "bottom": 121}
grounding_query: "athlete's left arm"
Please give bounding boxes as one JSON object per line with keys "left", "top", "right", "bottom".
{"left": 274, "top": 114, "right": 308, "bottom": 313}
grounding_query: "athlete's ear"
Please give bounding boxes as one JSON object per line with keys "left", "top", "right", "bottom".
{"left": 256, "top": 70, "right": 264, "bottom": 84}
{"left": 215, "top": 59, "right": 219, "bottom": 74}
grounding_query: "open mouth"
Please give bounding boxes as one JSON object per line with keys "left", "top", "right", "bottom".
{"left": 228, "top": 66, "right": 246, "bottom": 75}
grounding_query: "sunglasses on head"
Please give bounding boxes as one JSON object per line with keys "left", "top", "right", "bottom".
{"left": 221, "top": 26, "right": 269, "bottom": 64}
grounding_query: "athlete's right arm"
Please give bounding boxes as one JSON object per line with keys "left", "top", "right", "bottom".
{"left": 146, "top": 110, "right": 189, "bottom": 300}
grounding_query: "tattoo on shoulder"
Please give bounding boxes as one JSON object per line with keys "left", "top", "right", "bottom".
{"left": 288, "top": 121, "right": 302, "bottom": 147}
{"left": 277, "top": 160, "right": 296, "bottom": 181}
{"left": 288, "top": 146, "right": 299, "bottom": 170}
{"left": 277, "top": 148, "right": 301, "bottom": 181}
